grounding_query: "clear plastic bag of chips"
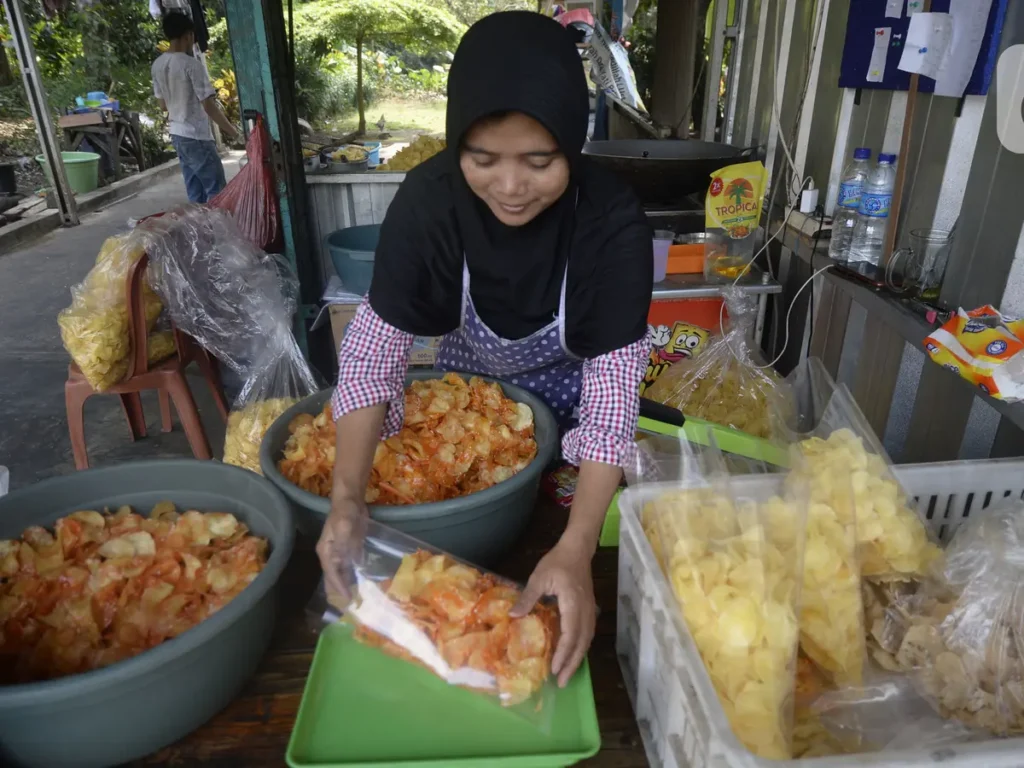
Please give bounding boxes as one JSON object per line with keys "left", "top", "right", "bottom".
{"left": 779, "top": 358, "right": 943, "bottom": 583}
{"left": 636, "top": 431, "right": 808, "bottom": 759}
{"left": 869, "top": 501, "right": 1024, "bottom": 736}
{"left": 644, "top": 288, "right": 789, "bottom": 440}
{"left": 58, "top": 234, "right": 165, "bottom": 391}
{"left": 309, "top": 520, "right": 559, "bottom": 731}
{"left": 224, "top": 327, "right": 320, "bottom": 474}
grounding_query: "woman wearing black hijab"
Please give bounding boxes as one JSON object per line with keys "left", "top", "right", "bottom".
{"left": 318, "top": 11, "right": 653, "bottom": 686}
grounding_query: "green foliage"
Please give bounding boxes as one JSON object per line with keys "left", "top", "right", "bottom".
{"left": 294, "top": 0, "right": 464, "bottom": 52}
{"left": 293, "top": 46, "right": 372, "bottom": 124}
{"left": 442, "top": 0, "right": 534, "bottom": 27}
{"left": 627, "top": 0, "right": 657, "bottom": 108}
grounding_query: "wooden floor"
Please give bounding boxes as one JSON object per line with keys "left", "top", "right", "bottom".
{"left": 129, "top": 500, "right": 649, "bottom": 767}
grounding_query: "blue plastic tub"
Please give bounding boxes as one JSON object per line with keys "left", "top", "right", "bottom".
{"left": 325, "top": 224, "right": 380, "bottom": 296}
{"left": 361, "top": 141, "right": 381, "bottom": 167}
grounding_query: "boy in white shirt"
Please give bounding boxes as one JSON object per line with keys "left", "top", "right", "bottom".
{"left": 152, "top": 12, "right": 240, "bottom": 203}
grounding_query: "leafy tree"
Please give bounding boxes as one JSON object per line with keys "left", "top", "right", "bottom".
{"left": 443, "top": 0, "right": 533, "bottom": 28}
{"left": 295, "top": 0, "right": 463, "bottom": 134}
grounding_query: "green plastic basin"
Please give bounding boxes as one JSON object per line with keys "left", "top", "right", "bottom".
{"left": 259, "top": 372, "right": 559, "bottom": 564}
{"left": 35, "top": 151, "right": 100, "bottom": 195}
{"left": 0, "top": 460, "right": 295, "bottom": 768}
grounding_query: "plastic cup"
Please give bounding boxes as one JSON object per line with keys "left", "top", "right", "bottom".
{"left": 652, "top": 230, "right": 673, "bottom": 283}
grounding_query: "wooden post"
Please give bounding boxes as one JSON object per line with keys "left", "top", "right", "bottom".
{"left": 650, "top": 0, "right": 701, "bottom": 137}
{"left": 883, "top": 0, "right": 931, "bottom": 264}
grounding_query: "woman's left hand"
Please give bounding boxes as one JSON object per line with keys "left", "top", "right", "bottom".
{"left": 510, "top": 538, "right": 596, "bottom": 688}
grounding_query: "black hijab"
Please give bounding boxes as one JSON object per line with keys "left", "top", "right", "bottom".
{"left": 368, "top": 11, "right": 652, "bottom": 359}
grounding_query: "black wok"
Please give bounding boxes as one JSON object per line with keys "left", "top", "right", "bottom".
{"left": 582, "top": 139, "right": 758, "bottom": 204}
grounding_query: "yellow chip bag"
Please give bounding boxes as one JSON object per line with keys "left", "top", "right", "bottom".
{"left": 704, "top": 161, "right": 769, "bottom": 281}
{"left": 924, "top": 305, "right": 1024, "bottom": 400}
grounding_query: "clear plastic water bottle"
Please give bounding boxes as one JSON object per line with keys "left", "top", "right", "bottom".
{"left": 848, "top": 153, "right": 897, "bottom": 267}
{"left": 828, "top": 147, "right": 872, "bottom": 263}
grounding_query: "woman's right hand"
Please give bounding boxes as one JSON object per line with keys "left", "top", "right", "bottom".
{"left": 316, "top": 494, "right": 369, "bottom": 603}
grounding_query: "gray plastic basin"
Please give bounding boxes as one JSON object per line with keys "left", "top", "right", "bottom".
{"left": 0, "top": 460, "right": 295, "bottom": 768}
{"left": 259, "top": 372, "right": 558, "bottom": 564}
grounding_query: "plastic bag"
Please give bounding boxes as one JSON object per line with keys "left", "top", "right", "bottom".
{"left": 645, "top": 288, "right": 788, "bottom": 440}
{"left": 780, "top": 358, "right": 943, "bottom": 583}
{"left": 775, "top": 360, "right": 941, "bottom": 688}
{"left": 636, "top": 434, "right": 807, "bottom": 759}
{"left": 224, "top": 327, "right": 319, "bottom": 474}
{"left": 810, "top": 674, "right": 977, "bottom": 752}
{"left": 310, "top": 520, "right": 558, "bottom": 730}
{"left": 58, "top": 235, "right": 165, "bottom": 391}
{"left": 210, "top": 115, "right": 281, "bottom": 253}
{"left": 134, "top": 205, "right": 298, "bottom": 376}
{"left": 869, "top": 501, "right": 1024, "bottom": 735}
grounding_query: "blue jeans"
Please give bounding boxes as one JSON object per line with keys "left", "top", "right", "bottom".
{"left": 171, "top": 135, "right": 227, "bottom": 204}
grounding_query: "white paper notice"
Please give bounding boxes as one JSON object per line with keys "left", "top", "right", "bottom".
{"left": 898, "top": 12, "right": 953, "bottom": 79}
{"left": 867, "top": 28, "right": 892, "bottom": 83}
{"left": 885, "top": 0, "right": 904, "bottom": 18}
{"left": 933, "top": 0, "right": 995, "bottom": 98}
{"left": 906, "top": 0, "right": 924, "bottom": 14}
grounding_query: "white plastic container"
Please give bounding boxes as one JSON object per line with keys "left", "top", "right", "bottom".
{"left": 617, "top": 458, "right": 1024, "bottom": 768}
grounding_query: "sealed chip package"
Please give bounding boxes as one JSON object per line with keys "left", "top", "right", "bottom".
{"left": 310, "top": 521, "right": 559, "bottom": 730}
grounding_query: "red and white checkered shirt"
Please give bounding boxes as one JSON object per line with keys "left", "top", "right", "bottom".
{"left": 332, "top": 299, "right": 650, "bottom": 468}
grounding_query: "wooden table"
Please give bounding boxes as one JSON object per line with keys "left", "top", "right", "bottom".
{"left": 129, "top": 500, "right": 648, "bottom": 767}
{"left": 59, "top": 110, "right": 146, "bottom": 183}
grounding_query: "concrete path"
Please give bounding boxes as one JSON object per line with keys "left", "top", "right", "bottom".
{"left": 0, "top": 155, "right": 242, "bottom": 491}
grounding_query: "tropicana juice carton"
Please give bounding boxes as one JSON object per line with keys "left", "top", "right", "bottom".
{"left": 703, "top": 161, "right": 769, "bottom": 282}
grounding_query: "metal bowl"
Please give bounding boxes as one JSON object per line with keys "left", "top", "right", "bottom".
{"left": 0, "top": 461, "right": 295, "bottom": 768}
{"left": 259, "top": 372, "right": 558, "bottom": 564}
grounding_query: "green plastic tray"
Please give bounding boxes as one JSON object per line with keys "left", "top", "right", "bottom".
{"left": 287, "top": 625, "right": 601, "bottom": 768}
{"left": 598, "top": 415, "right": 790, "bottom": 547}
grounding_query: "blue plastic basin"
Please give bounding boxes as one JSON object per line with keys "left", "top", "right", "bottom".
{"left": 325, "top": 224, "right": 380, "bottom": 296}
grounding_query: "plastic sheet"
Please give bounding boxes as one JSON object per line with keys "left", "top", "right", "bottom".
{"left": 869, "top": 501, "right": 1024, "bottom": 735}
{"left": 636, "top": 432, "right": 808, "bottom": 759}
{"left": 132, "top": 205, "right": 316, "bottom": 474}
{"left": 309, "top": 520, "right": 558, "bottom": 731}
{"left": 134, "top": 206, "right": 299, "bottom": 376}
{"left": 57, "top": 235, "right": 165, "bottom": 391}
{"left": 210, "top": 115, "right": 281, "bottom": 253}
{"left": 645, "top": 288, "right": 788, "bottom": 439}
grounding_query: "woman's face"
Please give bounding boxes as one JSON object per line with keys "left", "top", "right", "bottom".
{"left": 459, "top": 112, "right": 571, "bottom": 227}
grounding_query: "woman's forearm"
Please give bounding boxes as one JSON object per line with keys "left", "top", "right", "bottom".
{"left": 560, "top": 460, "right": 622, "bottom": 555}
{"left": 331, "top": 403, "right": 387, "bottom": 504}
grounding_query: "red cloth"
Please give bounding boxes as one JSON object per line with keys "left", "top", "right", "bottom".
{"left": 210, "top": 116, "right": 282, "bottom": 253}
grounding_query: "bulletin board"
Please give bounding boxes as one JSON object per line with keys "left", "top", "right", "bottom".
{"left": 838, "top": 0, "right": 1008, "bottom": 95}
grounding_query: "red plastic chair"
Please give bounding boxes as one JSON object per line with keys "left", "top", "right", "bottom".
{"left": 64, "top": 252, "right": 230, "bottom": 470}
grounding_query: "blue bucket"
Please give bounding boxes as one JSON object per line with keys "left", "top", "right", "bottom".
{"left": 325, "top": 225, "right": 381, "bottom": 295}
{"left": 362, "top": 142, "right": 381, "bottom": 167}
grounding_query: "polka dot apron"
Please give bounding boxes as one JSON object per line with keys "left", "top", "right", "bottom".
{"left": 435, "top": 258, "right": 583, "bottom": 428}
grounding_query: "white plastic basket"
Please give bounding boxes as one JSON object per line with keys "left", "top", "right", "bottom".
{"left": 616, "top": 458, "right": 1024, "bottom": 768}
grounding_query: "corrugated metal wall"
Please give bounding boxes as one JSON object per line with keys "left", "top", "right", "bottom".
{"left": 729, "top": 0, "right": 1024, "bottom": 462}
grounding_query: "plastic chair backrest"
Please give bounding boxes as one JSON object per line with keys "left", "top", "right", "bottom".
{"left": 124, "top": 251, "right": 152, "bottom": 380}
